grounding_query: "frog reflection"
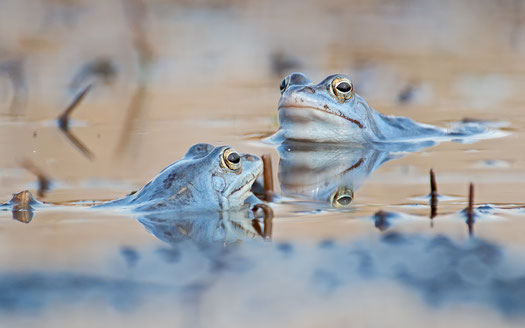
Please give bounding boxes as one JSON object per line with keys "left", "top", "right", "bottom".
{"left": 277, "top": 142, "right": 396, "bottom": 208}
{"left": 137, "top": 208, "right": 272, "bottom": 246}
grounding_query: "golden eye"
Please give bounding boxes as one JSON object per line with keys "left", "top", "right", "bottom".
{"left": 222, "top": 148, "right": 241, "bottom": 171}
{"left": 331, "top": 77, "right": 354, "bottom": 101}
{"left": 330, "top": 186, "right": 354, "bottom": 208}
{"left": 279, "top": 76, "right": 290, "bottom": 94}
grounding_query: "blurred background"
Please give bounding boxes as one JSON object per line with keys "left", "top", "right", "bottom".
{"left": 1, "top": 1, "right": 525, "bottom": 327}
{"left": 1, "top": 0, "right": 524, "bottom": 199}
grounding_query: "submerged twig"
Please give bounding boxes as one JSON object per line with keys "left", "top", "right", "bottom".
{"left": 252, "top": 204, "right": 274, "bottom": 240}
{"left": 467, "top": 183, "right": 474, "bottom": 237}
{"left": 430, "top": 169, "right": 438, "bottom": 219}
{"left": 20, "top": 159, "right": 51, "bottom": 198}
{"left": 57, "top": 84, "right": 94, "bottom": 160}
{"left": 261, "top": 154, "right": 274, "bottom": 202}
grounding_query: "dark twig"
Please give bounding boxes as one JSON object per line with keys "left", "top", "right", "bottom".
{"left": 252, "top": 204, "right": 274, "bottom": 240}
{"left": 57, "top": 84, "right": 92, "bottom": 131}
{"left": 430, "top": 169, "right": 438, "bottom": 219}
{"left": 20, "top": 159, "right": 51, "bottom": 198}
{"left": 467, "top": 183, "right": 474, "bottom": 237}
{"left": 262, "top": 154, "right": 274, "bottom": 202}
{"left": 57, "top": 84, "right": 94, "bottom": 160}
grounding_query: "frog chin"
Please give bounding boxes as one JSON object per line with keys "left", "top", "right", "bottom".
{"left": 278, "top": 105, "right": 367, "bottom": 143}
{"left": 222, "top": 163, "right": 263, "bottom": 210}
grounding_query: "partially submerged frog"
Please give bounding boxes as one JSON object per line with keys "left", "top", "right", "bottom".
{"left": 95, "top": 143, "right": 263, "bottom": 212}
{"left": 271, "top": 72, "right": 488, "bottom": 144}
{"left": 2, "top": 144, "right": 264, "bottom": 218}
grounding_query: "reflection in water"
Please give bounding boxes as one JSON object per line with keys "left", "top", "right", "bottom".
{"left": 278, "top": 142, "right": 397, "bottom": 207}
{"left": 1, "top": 190, "right": 41, "bottom": 223}
{"left": 57, "top": 84, "right": 95, "bottom": 160}
{"left": 137, "top": 207, "right": 272, "bottom": 245}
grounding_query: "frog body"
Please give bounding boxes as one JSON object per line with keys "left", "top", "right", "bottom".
{"left": 95, "top": 143, "right": 263, "bottom": 212}
{"left": 272, "top": 72, "right": 487, "bottom": 144}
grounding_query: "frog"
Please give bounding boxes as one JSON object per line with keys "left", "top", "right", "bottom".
{"left": 271, "top": 72, "right": 488, "bottom": 144}
{"left": 2, "top": 143, "right": 264, "bottom": 217}
{"left": 94, "top": 143, "right": 264, "bottom": 212}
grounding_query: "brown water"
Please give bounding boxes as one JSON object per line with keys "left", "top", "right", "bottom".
{"left": 1, "top": 0, "right": 525, "bottom": 327}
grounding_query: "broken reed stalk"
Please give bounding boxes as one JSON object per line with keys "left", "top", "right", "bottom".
{"left": 467, "top": 183, "right": 474, "bottom": 236}
{"left": 430, "top": 169, "right": 438, "bottom": 219}
{"left": 261, "top": 154, "right": 274, "bottom": 202}
{"left": 20, "top": 159, "right": 51, "bottom": 198}
{"left": 56, "top": 84, "right": 95, "bottom": 160}
{"left": 252, "top": 204, "right": 274, "bottom": 240}
{"left": 57, "top": 84, "right": 93, "bottom": 131}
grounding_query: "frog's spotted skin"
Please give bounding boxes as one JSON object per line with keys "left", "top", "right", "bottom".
{"left": 272, "top": 72, "right": 487, "bottom": 144}
{"left": 95, "top": 143, "right": 263, "bottom": 212}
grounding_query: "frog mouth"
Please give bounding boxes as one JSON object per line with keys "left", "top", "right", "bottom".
{"left": 230, "top": 173, "right": 259, "bottom": 196}
{"left": 279, "top": 104, "right": 364, "bottom": 129}
{"left": 229, "top": 163, "right": 263, "bottom": 198}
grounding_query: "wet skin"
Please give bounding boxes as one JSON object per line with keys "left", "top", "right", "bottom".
{"left": 2, "top": 144, "right": 263, "bottom": 214}
{"left": 95, "top": 143, "right": 263, "bottom": 212}
{"left": 274, "top": 72, "right": 484, "bottom": 143}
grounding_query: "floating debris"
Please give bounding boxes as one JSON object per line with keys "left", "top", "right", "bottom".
{"left": 8, "top": 190, "right": 39, "bottom": 223}
{"left": 373, "top": 210, "right": 400, "bottom": 231}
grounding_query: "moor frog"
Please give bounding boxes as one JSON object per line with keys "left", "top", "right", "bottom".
{"left": 2, "top": 144, "right": 264, "bottom": 219}
{"left": 272, "top": 72, "right": 488, "bottom": 144}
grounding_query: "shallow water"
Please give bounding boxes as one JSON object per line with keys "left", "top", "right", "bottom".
{"left": 1, "top": 0, "right": 525, "bottom": 327}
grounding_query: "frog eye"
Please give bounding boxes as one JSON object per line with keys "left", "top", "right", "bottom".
{"left": 279, "top": 76, "right": 290, "bottom": 94}
{"left": 331, "top": 77, "right": 354, "bottom": 101}
{"left": 222, "top": 148, "right": 241, "bottom": 171}
{"left": 330, "top": 186, "right": 354, "bottom": 208}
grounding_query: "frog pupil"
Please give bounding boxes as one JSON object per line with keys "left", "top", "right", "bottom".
{"left": 336, "top": 81, "right": 351, "bottom": 93}
{"left": 227, "top": 152, "right": 240, "bottom": 164}
{"left": 337, "top": 195, "right": 352, "bottom": 206}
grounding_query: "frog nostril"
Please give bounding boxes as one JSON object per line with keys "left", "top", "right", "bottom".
{"left": 303, "top": 86, "right": 315, "bottom": 94}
